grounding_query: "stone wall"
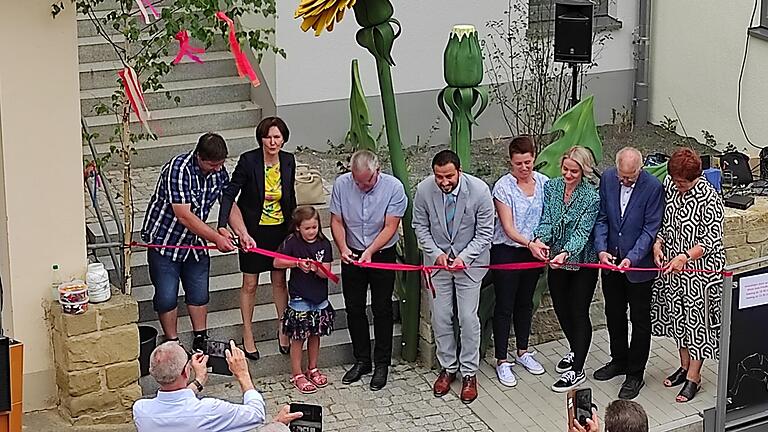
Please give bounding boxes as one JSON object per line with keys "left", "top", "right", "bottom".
{"left": 48, "top": 292, "right": 141, "bottom": 426}
{"left": 723, "top": 197, "right": 768, "bottom": 266}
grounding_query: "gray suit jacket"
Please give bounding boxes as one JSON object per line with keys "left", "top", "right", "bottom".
{"left": 412, "top": 173, "right": 495, "bottom": 282}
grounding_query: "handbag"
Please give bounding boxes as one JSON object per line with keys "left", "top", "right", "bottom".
{"left": 295, "top": 163, "right": 326, "bottom": 205}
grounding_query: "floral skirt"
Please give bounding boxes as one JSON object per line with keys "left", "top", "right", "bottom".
{"left": 282, "top": 303, "right": 335, "bottom": 340}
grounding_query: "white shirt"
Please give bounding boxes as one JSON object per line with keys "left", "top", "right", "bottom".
{"left": 133, "top": 388, "right": 267, "bottom": 432}
{"left": 620, "top": 184, "right": 635, "bottom": 218}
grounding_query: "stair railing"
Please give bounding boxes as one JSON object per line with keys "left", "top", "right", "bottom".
{"left": 82, "top": 118, "right": 126, "bottom": 293}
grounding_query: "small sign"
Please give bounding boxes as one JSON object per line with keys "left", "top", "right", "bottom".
{"left": 738, "top": 273, "right": 768, "bottom": 309}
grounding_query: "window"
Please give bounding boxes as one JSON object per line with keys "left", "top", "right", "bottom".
{"left": 748, "top": 0, "right": 768, "bottom": 41}
{"left": 528, "top": 0, "right": 621, "bottom": 35}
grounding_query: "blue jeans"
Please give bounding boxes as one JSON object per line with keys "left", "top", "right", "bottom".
{"left": 147, "top": 249, "right": 210, "bottom": 313}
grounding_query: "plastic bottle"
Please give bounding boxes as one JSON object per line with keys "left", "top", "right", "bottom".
{"left": 86, "top": 262, "right": 111, "bottom": 303}
{"left": 51, "top": 264, "right": 61, "bottom": 301}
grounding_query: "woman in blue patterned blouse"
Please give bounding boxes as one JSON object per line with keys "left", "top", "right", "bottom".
{"left": 491, "top": 136, "right": 549, "bottom": 388}
{"left": 531, "top": 146, "right": 600, "bottom": 393}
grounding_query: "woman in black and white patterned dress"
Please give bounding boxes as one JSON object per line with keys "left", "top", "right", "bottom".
{"left": 651, "top": 148, "right": 725, "bottom": 403}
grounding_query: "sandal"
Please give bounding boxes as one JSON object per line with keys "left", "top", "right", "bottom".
{"left": 306, "top": 368, "right": 328, "bottom": 388}
{"left": 291, "top": 374, "right": 317, "bottom": 394}
{"left": 676, "top": 379, "right": 701, "bottom": 403}
{"left": 664, "top": 367, "right": 687, "bottom": 387}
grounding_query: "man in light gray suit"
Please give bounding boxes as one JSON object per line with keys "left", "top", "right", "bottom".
{"left": 413, "top": 150, "right": 495, "bottom": 404}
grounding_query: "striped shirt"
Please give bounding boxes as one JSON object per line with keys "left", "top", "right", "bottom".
{"left": 141, "top": 152, "right": 229, "bottom": 262}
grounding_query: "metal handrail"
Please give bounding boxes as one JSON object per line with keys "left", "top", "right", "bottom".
{"left": 82, "top": 118, "right": 126, "bottom": 292}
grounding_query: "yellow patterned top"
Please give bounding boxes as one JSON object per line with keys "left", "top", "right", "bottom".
{"left": 260, "top": 163, "right": 284, "bottom": 225}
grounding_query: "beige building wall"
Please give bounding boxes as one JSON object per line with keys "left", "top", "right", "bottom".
{"left": 650, "top": 0, "right": 768, "bottom": 155}
{"left": 0, "top": 4, "right": 87, "bottom": 411}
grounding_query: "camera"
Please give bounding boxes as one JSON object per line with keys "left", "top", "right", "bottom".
{"left": 289, "top": 403, "right": 322, "bottom": 432}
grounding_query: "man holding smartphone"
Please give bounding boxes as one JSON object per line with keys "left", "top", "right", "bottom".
{"left": 134, "top": 340, "right": 302, "bottom": 431}
{"left": 330, "top": 150, "right": 408, "bottom": 391}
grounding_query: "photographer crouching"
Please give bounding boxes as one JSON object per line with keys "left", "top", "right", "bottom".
{"left": 134, "top": 340, "right": 302, "bottom": 431}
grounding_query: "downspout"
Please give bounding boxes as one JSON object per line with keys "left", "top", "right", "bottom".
{"left": 633, "top": 0, "right": 651, "bottom": 126}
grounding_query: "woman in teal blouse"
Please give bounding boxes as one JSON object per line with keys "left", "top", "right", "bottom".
{"left": 531, "top": 146, "right": 600, "bottom": 393}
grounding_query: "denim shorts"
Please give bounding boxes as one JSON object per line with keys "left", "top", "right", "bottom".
{"left": 147, "top": 249, "right": 210, "bottom": 313}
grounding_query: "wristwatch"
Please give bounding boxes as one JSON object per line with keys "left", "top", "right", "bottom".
{"left": 192, "top": 379, "right": 204, "bottom": 392}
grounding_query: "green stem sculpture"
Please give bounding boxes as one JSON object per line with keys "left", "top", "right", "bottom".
{"left": 438, "top": 25, "right": 488, "bottom": 173}
{"left": 354, "top": 0, "right": 420, "bottom": 361}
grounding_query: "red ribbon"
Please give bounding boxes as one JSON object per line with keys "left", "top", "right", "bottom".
{"left": 215, "top": 11, "right": 261, "bottom": 87}
{"left": 129, "top": 243, "right": 731, "bottom": 299}
{"left": 118, "top": 66, "right": 152, "bottom": 134}
{"left": 131, "top": 242, "right": 338, "bottom": 284}
{"left": 172, "top": 30, "right": 205, "bottom": 65}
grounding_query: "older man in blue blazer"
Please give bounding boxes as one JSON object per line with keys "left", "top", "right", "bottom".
{"left": 593, "top": 147, "right": 664, "bottom": 400}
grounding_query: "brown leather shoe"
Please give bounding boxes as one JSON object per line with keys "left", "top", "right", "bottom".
{"left": 460, "top": 375, "right": 478, "bottom": 404}
{"left": 433, "top": 369, "right": 457, "bottom": 397}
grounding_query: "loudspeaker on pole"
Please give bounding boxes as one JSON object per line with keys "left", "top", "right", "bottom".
{"left": 554, "top": 0, "right": 594, "bottom": 64}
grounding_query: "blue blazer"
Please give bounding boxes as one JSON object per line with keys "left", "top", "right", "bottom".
{"left": 594, "top": 168, "right": 664, "bottom": 283}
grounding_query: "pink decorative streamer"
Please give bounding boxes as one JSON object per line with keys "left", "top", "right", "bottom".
{"left": 172, "top": 30, "right": 205, "bottom": 65}
{"left": 118, "top": 66, "right": 152, "bottom": 134}
{"left": 215, "top": 11, "right": 261, "bottom": 87}
{"left": 135, "top": 0, "right": 159, "bottom": 24}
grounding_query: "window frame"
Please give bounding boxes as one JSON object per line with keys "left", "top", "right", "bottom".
{"left": 748, "top": 0, "right": 768, "bottom": 41}
{"left": 527, "top": 0, "right": 621, "bottom": 35}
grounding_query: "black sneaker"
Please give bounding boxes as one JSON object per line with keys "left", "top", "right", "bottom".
{"left": 618, "top": 376, "right": 645, "bottom": 400}
{"left": 192, "top": 335, "right": 208, "bottom": 353}
{"left": 556, "top": 352, "right": 575, "bottom": 373}
{"left": 551, "top": 370, "right": 586, "bottom": 392}
{"left": 593, "top": 362, "right": 626, "bottom": 381}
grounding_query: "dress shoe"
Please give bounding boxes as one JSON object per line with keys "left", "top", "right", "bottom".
{"left": 433, "top": 369, "right": 457, "bottom": 397}
{"left": 593, "top": 362, "right": 626, "bottom": 381}
{"left": 370, "top": 366, "right": 389, "bottom": 391}
{"left": 342, "top": 362, "right": 372, "bottom": 385}
{"left": 619, "top": 376, "right": 645, "bottom": 400}
{"left": 460, "top": 375, "right": 478, "bottom": 404}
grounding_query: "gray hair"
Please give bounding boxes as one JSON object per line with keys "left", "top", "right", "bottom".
{"left": 350, "top": 150, "right": 380, "bottom": 173}
{"left": 149, "top": 341, "right": 188, "bottom": 386}
{"left": 615, "top": 146, "right": 643, "bottom": 168}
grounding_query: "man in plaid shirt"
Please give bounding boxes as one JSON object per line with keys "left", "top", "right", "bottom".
{"left": 141, "top": 133, "right": 238, "bottom": 351}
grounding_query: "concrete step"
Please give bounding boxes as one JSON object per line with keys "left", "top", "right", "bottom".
{"left": 77, "top": 33, "right": 227, "bottom": 63}
{"left": 81, "top": 76, "right": 251, "bottom": 115}
{"left": 137, "top": 290, "right": 392, "bottom": 346}
{"left": 139, "top": 323, "right": 403, "bottom": 393}
{"left": 92, "top": 0, "right": 174, "bottom": 12}
{"left": 100, "top": 227, "right": 339, "bottom": 287}
{"left": 89, "top": 127, "right": 257, "bottom": 168}
{"left": 77, "top": 8, "right": 171, "bottom": 38}
{"left": 87, "top": 204, "right": 332, "bottom": 245}
{"left": 79, "top": 51, "right": 238, "bottom": 90}
{"left": 131, "top": 261, "right": 344, "bottom": 320}
{"left": 84, "top": 101, "right": 261, "bottom": 145}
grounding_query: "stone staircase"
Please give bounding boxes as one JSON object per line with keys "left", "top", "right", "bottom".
{"left": 78, "top": 2, "right": 261, "bottom": 167}
{"left": 78, "top": 7, "right": 402, "bottom": 390}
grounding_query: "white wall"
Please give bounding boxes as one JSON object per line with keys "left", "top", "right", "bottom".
{"left": 650, "top": 0, "right": 768, "bottom": 155}
{"left": 275, "top": 0, "right": 638, "bottom": 105}
{"left": 0, "top": 3, "right": 87, "bottom": 411}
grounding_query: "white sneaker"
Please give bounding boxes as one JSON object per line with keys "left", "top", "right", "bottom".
{"left": 496, "top": 362, "right": 517, "bottom": 387}
{"left": 517, "top": 352, "right": 546, "bottom": 375}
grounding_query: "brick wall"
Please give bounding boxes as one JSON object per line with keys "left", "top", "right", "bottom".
{"left": 48, "top": 292, "right": 141, "bottom": 426}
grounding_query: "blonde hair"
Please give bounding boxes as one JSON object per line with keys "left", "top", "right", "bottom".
{"left": 561, "top": 146, "right": 595, "bottom": 179}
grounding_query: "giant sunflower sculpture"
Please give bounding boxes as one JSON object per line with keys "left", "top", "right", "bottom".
{"left": 295, "top": 0, "right": 357, "bottom": 36}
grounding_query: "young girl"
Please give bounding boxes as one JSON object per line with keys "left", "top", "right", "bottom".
{"left": 274, "top": 206, "right": 336, "bottom": 394}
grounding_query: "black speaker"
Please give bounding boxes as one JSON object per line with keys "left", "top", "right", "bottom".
{"left": 720, "top": 151, "right": 753, "bottom": 186}
{"left": 554, "top": 0, "right": 594, "bottom": 64}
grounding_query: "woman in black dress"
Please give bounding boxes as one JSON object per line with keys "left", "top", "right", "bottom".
{"left": 218, "top": 116, "right": 297, "bottom": 359}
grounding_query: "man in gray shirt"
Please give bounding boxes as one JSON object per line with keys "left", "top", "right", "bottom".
{"left": 330, "top": 150, "right": 407, "bottom": 391}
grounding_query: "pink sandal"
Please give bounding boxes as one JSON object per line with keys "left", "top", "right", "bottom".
{"left": 291, "top": 374, "right": 317, "bottom": 394}
{"left": 305, "top": 368, "right": 328, "bottom": 388}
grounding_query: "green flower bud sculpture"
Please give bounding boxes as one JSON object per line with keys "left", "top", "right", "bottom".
{"left": 438, "top": 25, "right": 488, "bottom": 173}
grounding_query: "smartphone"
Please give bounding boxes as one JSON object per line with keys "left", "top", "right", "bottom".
{"left": 289, "top": 403, "right": 323, "bottom": 432}
{"left": 566, "top": 388, "right": 592, "bottom": 428}
{"left": 205, "top": 339, "right": 233, "bottom": 376}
